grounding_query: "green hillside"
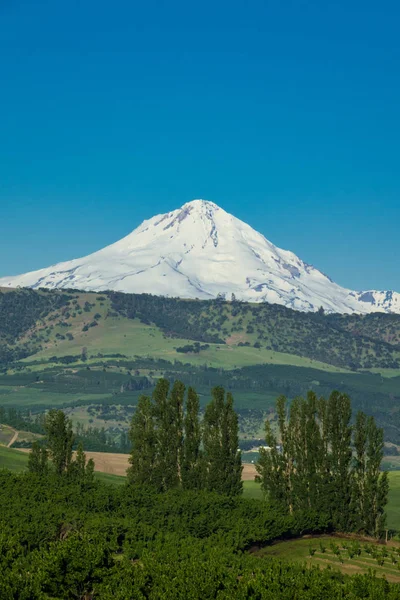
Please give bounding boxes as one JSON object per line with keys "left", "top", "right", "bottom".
{"left": 2, "top": 288, "right": 400, "bottom": 444}
{"left": 1, "top": 288, "right": 400, "bottom": 371}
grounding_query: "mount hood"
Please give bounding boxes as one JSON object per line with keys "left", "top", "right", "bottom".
{"left": 1, "top": 199, "right": 399, "bottom": 314}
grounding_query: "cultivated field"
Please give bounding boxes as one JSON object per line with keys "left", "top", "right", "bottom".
{"left": 15, "top": 447, "right": 258, "bottom": 479}
{"left": 0, "top": 424, "right": 15, "bottom": 446}
{"left": 258, "top": 535, "right": 400, "bottom": 582}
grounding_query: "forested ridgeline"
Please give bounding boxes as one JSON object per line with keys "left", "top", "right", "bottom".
{"left": 108, "top": 292, "right": 400, "bottom": 369}
{"left": 0, "top": 384, "right": 397, "bottom": 598}
{"left": 1, "top": 287, "right": 400, "bottom": 370}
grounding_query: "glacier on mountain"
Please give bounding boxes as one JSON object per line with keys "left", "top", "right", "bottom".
{"left": 0, "top": 199, "right": 399, "bottom": 315}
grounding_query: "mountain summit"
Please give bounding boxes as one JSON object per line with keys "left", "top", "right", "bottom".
{"left": 1, "top": 199, "right": 399, "bottom": 314}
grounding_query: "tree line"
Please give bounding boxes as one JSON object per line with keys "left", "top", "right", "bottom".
{"left": 27, "top": 382, "right": 388, "bottom": 538}
{"left": 4, "top": 383, "right": 394, "bottom": 597}
{"left": 257, "top": 391, "right": 388, "bottom": 537}
{"left": 28, "top": 409, "right": 94, "bottom": 484}
{"left": 128, "top": 379, "right": 242, "bottom": 495}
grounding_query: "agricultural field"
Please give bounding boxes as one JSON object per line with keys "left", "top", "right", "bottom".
{"left": 0, "top": 446, "right": 124, "bottom": 485}
{"left": 0, "top": 445, "right": 29, "bottom": 472}
{"left": 0, "top": 424, "right": 15, "bottom": 446}
{"left": 258, "top": 535, "right": 400, "bottom": 582}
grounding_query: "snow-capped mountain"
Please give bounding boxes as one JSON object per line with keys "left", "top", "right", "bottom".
{"left": 1, "top": 199, "right": 399, "bottom": 314}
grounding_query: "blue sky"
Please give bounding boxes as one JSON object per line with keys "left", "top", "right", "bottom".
{"left": 1, "top": 0, "right": 399, "bottom": 291}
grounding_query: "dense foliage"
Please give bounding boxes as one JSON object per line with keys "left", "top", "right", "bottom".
{"left": 128, "top": 380, "right": 242, "bottom": 494}
{"left": 256, "top": 391, "right": 388, "bottom": 537}
{"left": 1, "top": 390, "right": 396, "bottom": 598}
{"left": 1, "top": 472, "right": 399, "bottom": 599}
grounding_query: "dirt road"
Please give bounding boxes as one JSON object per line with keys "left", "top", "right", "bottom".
{"left": 7, "top": 429, "right": 18, "bottom": 448}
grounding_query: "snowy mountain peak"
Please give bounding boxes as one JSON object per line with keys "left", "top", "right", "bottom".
{"left": 0, "top": 200, "right": 399, "bottom": 315}
{"left": 182, "top": 198, "right": 219, "bottom": 210}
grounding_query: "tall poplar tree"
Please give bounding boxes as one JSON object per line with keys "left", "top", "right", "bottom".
{"left": 364, "top": 416, "right": 389, "bottom": 537}
{"left": 326, "top": 391, "right": 353, "bottom": 530}
{"left": 353, "top": 411, "right": 368, "bottom": 530}
{"left": 257, "top": 391, "right": 388, "bottom": 536}
{"left": 151, "top": 378, "right": 170, "bottom": 491}
{"left": 127, "top": 395, "right": 157, "bottom": 487}
{"left": 44, "top": 410, "right": 74, "bottom": 475}
{"left": 203, "top": 386, "right": 242, "bottom": 495}
{"left": 181, "top": 387, "right": 203, "bottom": 490}
{"left": 257, "top": 396, "right": 292, "bottom": 510}
{"left": 28, "top": 441, "right": 48, "bottom": 476}
{"left": 164, "top": 380, "right": 185, "bottom": 490}
{"left": 222, "top": 391, "right": 243, "bottom": 496}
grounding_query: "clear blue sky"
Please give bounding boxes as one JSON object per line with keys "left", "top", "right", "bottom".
{"left": 1, "top": 0, "right": 399, "bottom": 291}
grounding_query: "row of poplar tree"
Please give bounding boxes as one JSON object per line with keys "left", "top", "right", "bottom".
{"left": 256, "top": 391, "right": 389, "bottom": 537}
{"left": 128, "top": 378, "right": 243, "bottom": 495}
{"left": 29, "top": 410, "right": 95, "bottom": 482}
{"left": 28, "top": 383, "right": 388, "bottom": 538}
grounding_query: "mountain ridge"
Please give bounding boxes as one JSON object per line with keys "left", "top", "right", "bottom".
{"left": 1, "top": 199, "right": 399, "bottom": 314}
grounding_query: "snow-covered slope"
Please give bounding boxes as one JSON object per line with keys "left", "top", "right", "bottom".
{"left": 1, "top": 199, "right": 399, "bottom": 314}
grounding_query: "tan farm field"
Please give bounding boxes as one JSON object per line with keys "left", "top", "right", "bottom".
{"left": 19, "top": 448, "right": 258, "bottom": 480}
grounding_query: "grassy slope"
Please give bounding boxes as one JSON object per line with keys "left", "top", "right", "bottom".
{"left": 258, "top": 536, "right": 400, "bottom": 582}
{"left": 3, "top": 288, "right": 399, "bottom": 373}
{"left": 0, "top": 386, "right": 112, "bottom": 407}
{"left": 27, "top": 315, "right": 347, "bottom": 373}
{"left": 0, "top": 445, "right": 29, "bottom": 472}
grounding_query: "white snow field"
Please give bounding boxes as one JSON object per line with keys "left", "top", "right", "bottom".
{"left": 1, "top": 199, "right": 399, "bottom": 314}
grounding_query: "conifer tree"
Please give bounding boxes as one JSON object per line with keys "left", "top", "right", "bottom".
{"left": 181, "top": 386, "right": 203, "bottom": 490}
{"left": 85, "top": 456, "right": 95, "bottom": 483}
{"left": 75, "top": 442, "right": 86, "bottom": 479}
{"left": 69, "top": 442, "right": 95, "bottom": 484}
{"left": 127, "top": 395, "right": 157, "bottom": 486}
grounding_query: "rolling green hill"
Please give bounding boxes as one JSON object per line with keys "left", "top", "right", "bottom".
{"left": 1, "top": 288, "right": 400, "bottom": 371}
